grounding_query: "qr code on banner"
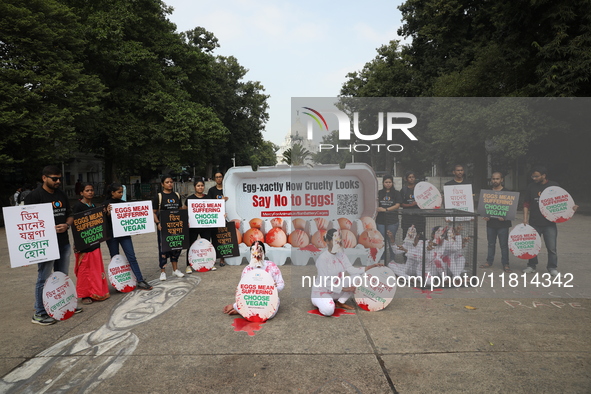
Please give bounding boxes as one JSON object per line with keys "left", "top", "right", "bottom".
{"left": 337, "top": 194, "right": 358, "bottom": 216}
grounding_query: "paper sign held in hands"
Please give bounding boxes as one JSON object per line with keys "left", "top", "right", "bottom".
{"left": 414, "top": 182, "right": 442, "bottom": 209}
{"left": 539, "top": 186, "right": 576, "bottom": 223}
{"left": 43, "top": 272, "right": 77, "bottom": 321}
{"left": 235, "top": 269, "right": 279, "bottom": 322}
{"left": 3, "top": 203, "right": 59, "bottom": 268}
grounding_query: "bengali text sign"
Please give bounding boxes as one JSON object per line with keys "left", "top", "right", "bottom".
{"left": 160, "top": 210, "right": 189, "bottom": 252}
{"left": 3, "top": 203, "right": 59, "bottom": 268}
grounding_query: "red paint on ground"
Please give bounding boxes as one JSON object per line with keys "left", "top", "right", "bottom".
{"left": 413, "top": 287, "right": 444, "bottom": 299}
{"left": 307, "top": 308, "right": 355, "bottom": 317}
{"left": 357, "top": 303, "right": 370, "bottom": 311}
{"left": 300, "top": 244, "right": 321, "bottom": 252}
{"left": 232, "top": 317, "right": 265, "bottom": 336}
{"left": 60, "top": 309, "right": 75, "bottom": 321}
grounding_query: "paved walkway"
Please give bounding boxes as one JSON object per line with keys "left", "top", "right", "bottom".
{"left": 0, "top": 212, "right": 589, "bottom": 393}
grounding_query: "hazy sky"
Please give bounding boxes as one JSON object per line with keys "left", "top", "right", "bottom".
{"left": 164, "top": 0, "right": 407, "bottom": 146}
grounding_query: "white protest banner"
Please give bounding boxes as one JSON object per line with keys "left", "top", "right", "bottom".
{"left": 111, "top": 201, "right": 155, "bottom": 237}
{"left": 509, "top": 224, "right": 542, "bottom": 259}
{"left": 539, "top": 186, "right": 576, "bottom": 223}
{"left": 444, "top": 184, "right": 474, "bottom": 221}
{"left": 354, "top": 266, "right": 397, "bottom": 312}
{"left": 108, "top": 254, "right": 137, "bottom": 292}
{"left": 188, "top": 199, "right": 226, "bottom": 228}
{"left": 188, "top": 238, "right": 216, "bottom": 272}
{"left": 235, "top": 269, "right": 279, "bottom": 322}
{"left": 43, "top": 272, "right": 77, "bottom": 321}
{"left": 414, "top": 182, "right": 442, "bottom": 209}
{"left": 3, "top": 203, "right": 59, "bottom": 268}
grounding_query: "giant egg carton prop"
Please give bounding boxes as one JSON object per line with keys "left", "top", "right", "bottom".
{"left": 223, "top": 164, "right": 382, "bottom": 266}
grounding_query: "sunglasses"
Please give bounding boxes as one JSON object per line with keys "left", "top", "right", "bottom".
{"left": 46, "top": 176, "right": 62, "bottom": 182}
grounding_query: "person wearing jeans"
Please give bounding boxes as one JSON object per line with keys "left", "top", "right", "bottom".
{"left": 480, "top": 172, "right": 512, "bottom": 272}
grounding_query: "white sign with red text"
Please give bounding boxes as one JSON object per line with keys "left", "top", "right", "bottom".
{"left": 188, "top": 238, "right": 216, "bottom": 272}
{"left": 108, "top": 254, "right": 137, "bottom": 292}
{"left": 111, "top": 201, "right": 155, "bottom": 237}
{"left": 235, "top": 269, "right": 279, "bottom": 322}
{"left": 444, "top": 184, "right": 473, "bottom": 221}
{"left": 539, "top": 186, "right": 576, "bottom": 223}
{"left": 509, "top": 224, "right": 542, "bottom": 259}
{"left": 354, "top": 266, "right": 397, "bottom": 312}
{"left": 188, "top": 199, "right": 225, "bottom": 228}
{"left": 414, "top": 182, "right": 442, "bottom": 209}
{"left": 43, "top": 272, "right": 78, "bottom": 321}
{"left": 3, "top": 203, "right": 59, "bottom": 268}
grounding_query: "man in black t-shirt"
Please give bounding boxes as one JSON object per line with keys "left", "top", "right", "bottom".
{"left": 24, "top": 165, "right": 75, "bottom": 325}
{"left": 207, "top": 172, "right": 228, "bottom": 266}
{"left": 480, "top": 172, "right": 512, "bottom": 272}
{"left": 444, "top": 164, "right": 470, "bottom": 186}
{"left": 522, "top": 166, "right": 577, "bottom": 276}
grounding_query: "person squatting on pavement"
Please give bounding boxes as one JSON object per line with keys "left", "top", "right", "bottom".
{"left": 311, "top": 229, "right": 381, "bottom": 316}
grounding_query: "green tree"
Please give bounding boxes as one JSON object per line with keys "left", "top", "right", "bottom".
{"left": 0, "top": 0, "right": 104, "bottom": 174}
{"left": 312, "top": 130, "right": 353, "bottom": 167}
{"left": 282, "top": 143, "right": 311, "bottom": 166}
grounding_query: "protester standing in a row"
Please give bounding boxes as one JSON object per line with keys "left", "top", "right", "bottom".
{"left": 25, "top": 166, "right": 76, "bottom": 325}
{"left": 72, "top": 183, "right": 110, "bottom": 304}
{"left": 153, "top": 175, "right": 184, "bottom": 280}
{"left": 208, "top": 172, "right": 228, "bottom": 267}
{"left": 184, "top": 179, "right": 215, "bottom": 273}
{"left": 104, "top": 183, "right": 153, "bottom": 290}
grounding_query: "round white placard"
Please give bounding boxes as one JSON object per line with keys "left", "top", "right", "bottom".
{"left": 235, "top": 269, "right": 279, "bottom": 322}
{"left": 43, "top": 271, "right": 77, "bottom": 320}
{"left": 509, "top": 224, "right": 542, "bottom": 259}
{"left": 108, "top": 254, "right": 137, "bottom": 292}
{"left": 354, "top": 266, "right": 397, "bottom": 311}
{"left": 539, "top": 186, "right": 576, "bottom": 223}
{"left": 414, "top": 182, "right": 442, "bottom": 209}
{"left": 188, "top": 238, "right": 216, "bottom": 272}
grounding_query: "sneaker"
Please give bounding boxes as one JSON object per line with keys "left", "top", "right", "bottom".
{"left": 173, "top": 269, "right": 185, "bottom": 278}
{"left": 185, "top": 266, "right": 193, "bottom": 274}
{"left": 74, "top": 307, "right": 83, "bottom": 314}
{"left": 32, "top": 314, "right": 56, "bottom": 326}
{"left": 160, "top": 272, "right": 167, "bottom": 281}
{"left": 137, "top": 280, "right": 153, "bottom": 290}
{"left": 522, "top": 266, "right": 536, "bottom": 274}
{"left": 550, "top": 269, "right": 559, "bottom": 277}
{"left": 210, "top": 266, "right": 217, "bottom": 271}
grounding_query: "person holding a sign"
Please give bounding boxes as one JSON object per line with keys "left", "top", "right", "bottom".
{"left": 72, "top": 183, "right": 110, "bottom": 304}
{"left": 311, "top": 229, "right": 381, "bottom": 316}
{"left": 24, "top": 165, "right": 76, "bottom": 325}
{"left": 400, "top": 171, "right": 426, "bottom": 239}
{"left": 522, "top": 167, "right": 578, "bottom": 276}
{"left": 207, "top": 172, "right": 228, "bottom": 267}
{"left": 153, "top": 175, "right": 184, "bottom": 280}
{"left": 223, "top": 241, "right": 284, "bottom": 317}
{"left": 184, "top": 179, "right": 214, "bottom": 274}
{"left": 480, "top": 172, "right": 513, "bottom": 273}
{"left": 376, "top": 175, "right": 402, "bottom": 260}
{"left": 104, "top": 183, "right": 153, "bottom": 291}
